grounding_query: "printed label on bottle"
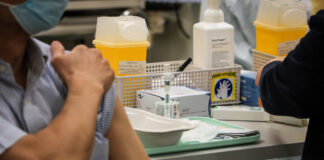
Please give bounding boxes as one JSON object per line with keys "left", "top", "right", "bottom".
{"left": 155, "top": 101, "right": 179, "bottom": 118}
{"left": 118, "top": 61, "right": 146, "bottom": 75}
{"left": 277, "top": 39, "right": 300, "bottom": 56}
{"left": 211, "top": 38, "right": 231, "bottom": 68}
{"left": 172, "top": 103, "right": 180, "bottom": 118}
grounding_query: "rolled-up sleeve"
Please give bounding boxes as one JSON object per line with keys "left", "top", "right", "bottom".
{"left": 96, "top": 86, "right": 116, "bottom": 135}
{"left": 0, "top": 117, "right": 27, "bottom": 154}
{"left": 91, "top": 86, "right": 116, "bottom": 160}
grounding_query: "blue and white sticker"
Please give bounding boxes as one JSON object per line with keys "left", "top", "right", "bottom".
{"left": 211, "top": 72, "right": 237, "bottom": 102}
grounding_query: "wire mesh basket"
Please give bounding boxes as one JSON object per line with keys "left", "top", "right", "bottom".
{"left": 114, "top": 60, "right": 241, "bottom": 108}
{"left": 252, "top": 49, "right": 277, "bottom": 71}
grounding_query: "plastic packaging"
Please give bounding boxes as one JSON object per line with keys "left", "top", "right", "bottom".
{"left": 93, "top": 16, "right": 150, "bottom": 76}
{"left": 254, "top": 0, "right": 308, "bottom": 56}
{"left": 180, "top": 120, "right": 220, "bottom": 143}
{"left": 193, "top": 0, "right": 234, "bottom": 69}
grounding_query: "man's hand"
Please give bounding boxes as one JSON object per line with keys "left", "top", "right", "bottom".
{"left": 51, "top": 41, "right": 114, "bottom": 94}
{"left": 255, "top": 56, "right": 286, "bottom": 86}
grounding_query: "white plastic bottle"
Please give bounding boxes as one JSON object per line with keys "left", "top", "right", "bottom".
{"left": 193, "top": 0, "right": 234, "bottom": 69}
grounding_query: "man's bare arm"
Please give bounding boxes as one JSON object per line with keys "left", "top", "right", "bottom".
{"left": 106, "top": 97, "right": 150, "bottom": 160}
{"left": 1, "top": 84, "right": 103, "bottom": 160}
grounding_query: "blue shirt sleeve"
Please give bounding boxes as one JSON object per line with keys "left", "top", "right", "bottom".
{"left": 0, "top": 117, "right": 27, "bottom": 154}
{"left": 90, "top": 86, "right": 116, "bottom": 160}
{"left": 96, "top": 86, "right": 116, "bottom": 135}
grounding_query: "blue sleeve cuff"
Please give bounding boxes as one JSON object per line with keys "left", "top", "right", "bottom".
{"left": 96, "top": 86, "right": 116, "bottom": 135}
{"left": 0, "top": 117, "right": 27, "bottom": 154}
{"left": 91, "top": 132, "right": 109, "bottom": 160}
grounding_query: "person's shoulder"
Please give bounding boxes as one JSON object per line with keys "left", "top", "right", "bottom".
{"left": 31, "top": 38, "right": 69, "bottom": 61}
{"left": 32, "top": 38, "right": 52, "bottom": 54}
{"left": 32, "top": 38, "right": 68, "bottom": 94}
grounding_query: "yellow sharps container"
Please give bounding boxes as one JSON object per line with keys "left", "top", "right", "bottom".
{"left": 93, "top": 16, "right": 150, "bottom": 76}
{"left": 254, "top": 0, "right": 308, "bottom": 56}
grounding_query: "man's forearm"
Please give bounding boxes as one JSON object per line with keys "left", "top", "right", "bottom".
{"left": 38, "top": 82, "right": 104, "bottom": 159}
{"left": 1, "top": 83, "right": 104, "bottom": 160}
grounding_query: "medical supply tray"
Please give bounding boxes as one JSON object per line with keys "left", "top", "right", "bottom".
{"left": 146, "top": 117, "right": 260, "bottom": 155}
{"left": 114, "top": 60, "right": 241, "bottom": 107}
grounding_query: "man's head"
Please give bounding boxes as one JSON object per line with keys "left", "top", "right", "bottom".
{"left": 0, "top": 0, "right": 68, "bottom": 35}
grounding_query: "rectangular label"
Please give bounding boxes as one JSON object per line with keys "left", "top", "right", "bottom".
{"left": 211, "top": 37, "right": 233, "bottom": 68}
{"left": 211, "top": 37, "right": 230, "bottom": 52}
{"left": 118, "top": 61, "right": 146, "bottom": 75}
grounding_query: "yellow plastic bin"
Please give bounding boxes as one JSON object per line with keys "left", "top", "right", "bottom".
{"left": 93, "top": 16, "right": 150, "bottom": 76}
{"left": 254, "top": 21, "right": 308, "bottom": 56}
{"left": 255, "top": 0, "right": 308, "bottom": 56}
{"left": 94, "top": 41, "right": 149, "bottom": 76}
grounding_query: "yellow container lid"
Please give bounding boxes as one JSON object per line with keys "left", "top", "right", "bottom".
{"left": 254, "top": 21, "right": 308, "bottom": 31}
{"left": 93, "top": 40, "right": 150, "bottom": 48}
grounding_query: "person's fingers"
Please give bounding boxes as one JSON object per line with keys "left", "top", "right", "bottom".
{"left": 255, "top": 67, "right": 263, "bottom": 87}
{"left": 71, "top": 44, "right": 88, "bottom": 53}
{"left": 51, "top": 41, "right": 65, "bottom": 58}
{"left": 89, "top": 48, "right": 102, "bottom": 56}
{"left": 269, "top": 56, "right": 286, "bottom": 63}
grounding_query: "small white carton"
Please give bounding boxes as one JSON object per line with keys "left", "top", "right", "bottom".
{"left": 212, "top": 105, "right": 270, "bottom": 122}
{"left": 136, "top": 86, "right": 211, "bottom": 117}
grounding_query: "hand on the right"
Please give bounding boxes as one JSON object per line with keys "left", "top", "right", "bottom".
{"left": 50, "top": 41, "right": 115, "bottom": 94}
{"left": 255, "top": 56, "right": 286, "bottom": 86}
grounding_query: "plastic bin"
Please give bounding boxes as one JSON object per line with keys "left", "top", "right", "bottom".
{"left": 255, "top": 23, "right": 307, "bottom": 56}
{"left": 254, "top": 0, "right": 308, "bottom": 56}
{"left": 94, "top": 42, "right": 148, "bottom": 76}
{"left": 93, "top": 16, "right": 150, "bottom": 76}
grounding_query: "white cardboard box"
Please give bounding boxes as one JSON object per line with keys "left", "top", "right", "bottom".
{"left": 270, "top": 115, "right": 308, "bottom": 127}
{"left": 212, "top": 105, "right": 270, "bottom": 122}
{"left": 212, "top": 105, "right": 308, "bottom": 126}
{"left": 136, "top": 86, "right": 211, "bottom": 117}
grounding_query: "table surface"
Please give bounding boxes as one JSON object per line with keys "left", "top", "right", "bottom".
{"left": 150, "top": 121, "right": 307, "bottom": 160}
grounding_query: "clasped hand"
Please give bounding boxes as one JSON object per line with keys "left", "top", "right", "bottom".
{"left": 50, "top": 41, "right": 115, "bottom": 94}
